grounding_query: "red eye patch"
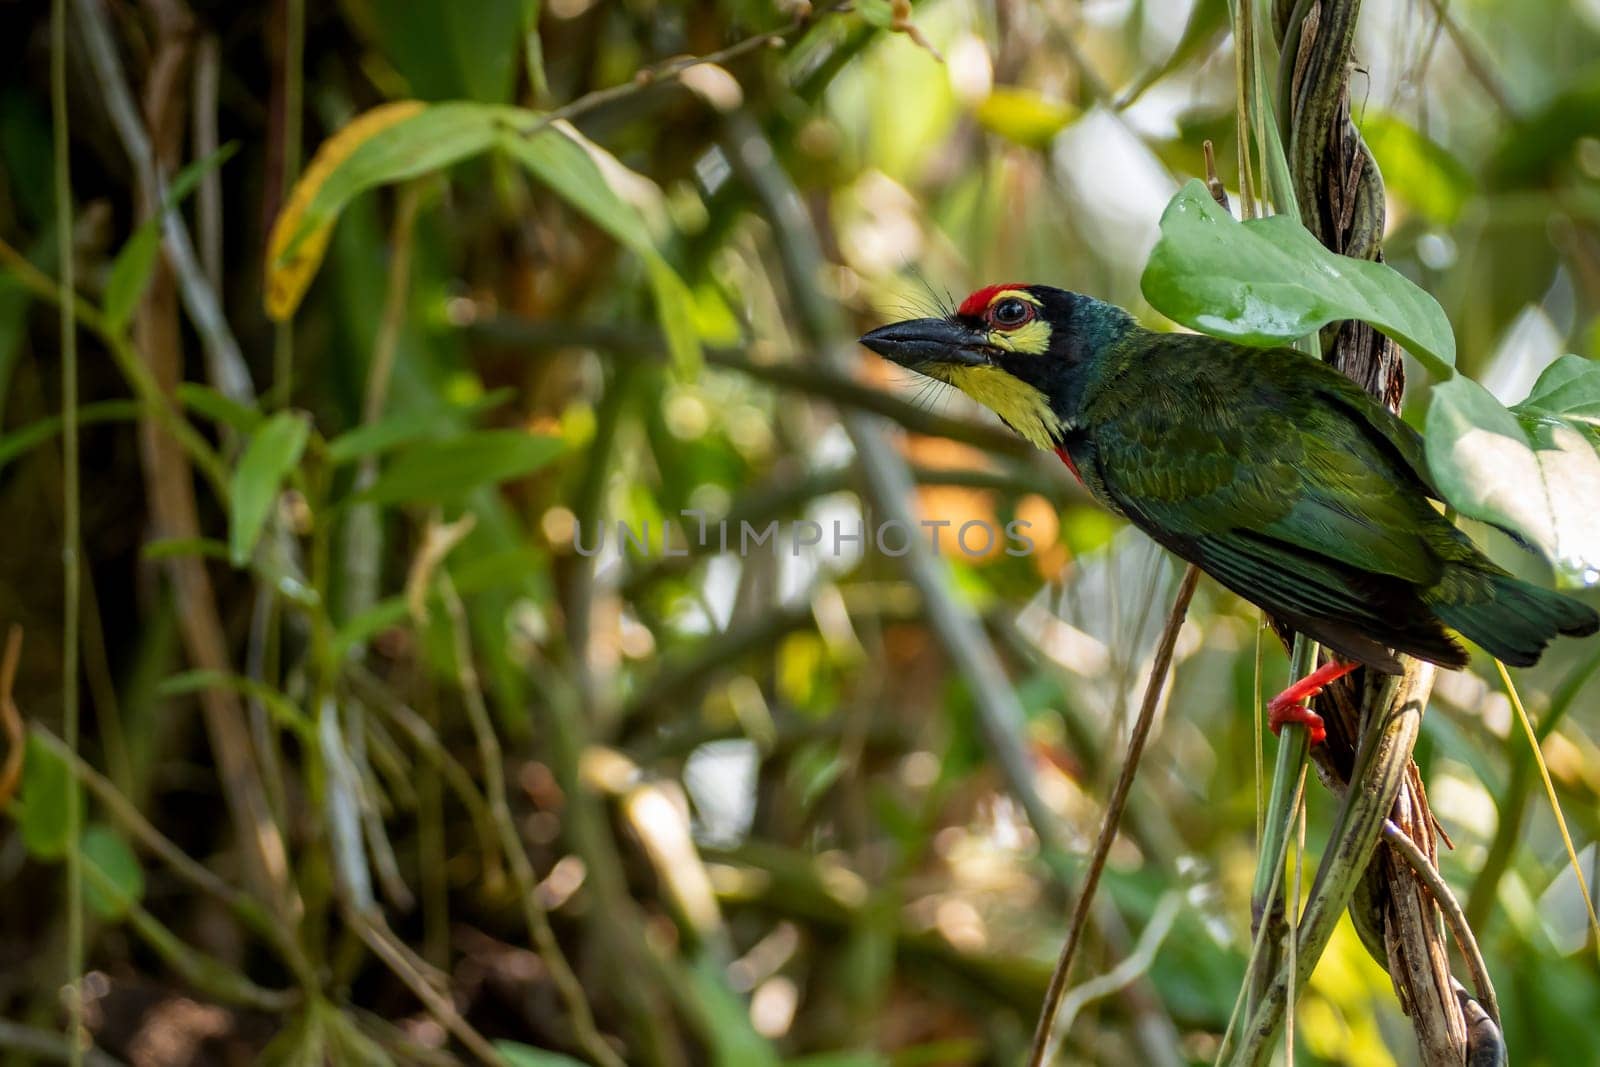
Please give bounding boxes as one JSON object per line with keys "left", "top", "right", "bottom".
{"left": 957, "top": 283, "right": 1032, "bottom": 318}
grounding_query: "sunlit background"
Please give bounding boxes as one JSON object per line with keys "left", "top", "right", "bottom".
{"left": 3, "top": 0, "right": 1599, "bottom": 1063}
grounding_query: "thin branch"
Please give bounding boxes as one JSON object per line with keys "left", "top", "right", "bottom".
{"left": 512, "top": 5, "right": 841, "bottom": 144}
{"left": 344, "top": 905, "right": 506, "bottom": 1067}
{"left": 0, "top": 627, "right": 22, "bottom": 805}
{"left": 1381, "top": 820, "right": 1499, "bottom": 1027}
{"left": 52, "top": 3, "right": 85, "bottom": 1060}
{"left": 0, "top": 1021, "right": 127, "bottom": 1067}
{"left": 73, "top": 0, "right": 256, "bottom": 402}
{"left": 1417, "top": 0, "right": 1518, "bottom": 118}
{"left": 468, "top": 316, "right": 1038, "bottom": 461}
{"left": 1050, "top": 892, "right": 1183, "bottom": 1037}
{"left": 437, "top": 569, "right": 624, "bottom": 1067}
{"left": 1026, "top": 565, "right": 1199, "bottom": 1066}
{"left": 30, "top": 726, "right": 317, "bottom": 988}
{"left": 0, "top": 236, "right": 230, "bottom": 496}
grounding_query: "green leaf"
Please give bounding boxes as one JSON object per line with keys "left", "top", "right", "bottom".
{"left": 103, "top": 226, "right": 161, "bottom": 333}
{"left": 0, "top": 399, "right": 140, "bottom": 473}
{"left": 229, "top": 411, "right": 311, "bottom": 565}
{"left": 494, "top": 1042, "right": 588, "bottom": 1067}
{"left": 102, "top": 142, "right": 240, "bottom": 333}
{"left": 373, "top": 0, "right": 530, "bottom": 104}
{"left": 19, "top": 732, "right": 72, "bottom": 859}
{"left": 326, "top": 411, "right": 444, "bottom": 465}
{"left": 496, "top": 122, "right": 702, "bottom": 373}
{"left": 358, "top": 430, "right": 563, "bottom": 506}
{"left": 973, "top": 88, "right": 1078, "bottom": 149}
{"left": 141, "top": 537, "right": 230, "bottom": 563}
{"left": 686, "top": 958, "right": 782, "bottom": 1067}
{"left": 1425, "top": 369, "right": 1600, "bottom": 584}
{"left": 157, "top": 669, "right": 314, "bottom": 739}
{"left": 1518, "top": 354, "right": 1600, "bottom": 428}
{"left": 178, "top": 382, "right": 263, "bottom": 433}
{"left": 327, "top": 388, "right": 516, "bottom": 464}
{"left": 855, "top": 0, "right": 893, "bottom": 27}
{"left": 1116, "top": 0, "right": 1228, "bottom": 108}
{"left": 1140, "top": 179, "right": 1458, "bottom": 376}
{"left": 81, "top": 824, "right": 145, "bottom": 920}
{"left": 269, "top": 102, "right": 701, "bottom": 373}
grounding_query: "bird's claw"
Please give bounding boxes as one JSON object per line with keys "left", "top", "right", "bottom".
{"left": 1265, "top": 659, "right": 1360, "bottom": 746}
{"left": 1267, "top": 697, "right": 1327, "bottom": 745}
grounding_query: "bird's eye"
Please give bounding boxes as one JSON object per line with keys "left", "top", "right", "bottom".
{"left": 990, "top": 298, "right": 1032, "bottom": 328}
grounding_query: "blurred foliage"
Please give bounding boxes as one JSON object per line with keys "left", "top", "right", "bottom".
{"left": 1, "top": 0, "right": 1599, "bottom": 1065}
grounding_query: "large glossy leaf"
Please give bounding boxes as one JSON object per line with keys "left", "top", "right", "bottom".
{"left": 1425, "top": 359, "right": 1600, "bottom": 585}
{"left": 229, "top": 411, "right": 310, "bottom": 565}
{"left": 1141, "top": 179, "right": 1457, "bottom": 376}
{"left": 356, "top": 430, "right": 563, "bottom": 506}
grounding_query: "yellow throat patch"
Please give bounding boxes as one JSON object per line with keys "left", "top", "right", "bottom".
{"left": 937, "top": 364, "right": 1064, "bottom": 452}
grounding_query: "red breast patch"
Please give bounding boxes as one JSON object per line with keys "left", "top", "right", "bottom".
{"left": 957, "top": 283, "right": 1032, "bottom": 318}
{"left": 1055, "top": 446, "right": 1084, "bottom": 486}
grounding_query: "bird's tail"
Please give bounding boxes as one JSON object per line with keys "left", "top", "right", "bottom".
{"left": 1429, "top": 566, "right": 1599, "bottom": 668}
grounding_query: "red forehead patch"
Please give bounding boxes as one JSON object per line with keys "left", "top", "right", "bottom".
{"left": 957, "top": 283, "right": 1032, "bottom": 318}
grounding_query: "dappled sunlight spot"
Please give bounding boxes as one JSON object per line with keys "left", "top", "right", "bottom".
{"left": 1482, "top": 305, "right": 1562, "bottom": 406}
{"left": 618, "top": 610, "right": 656, "bottom": 659}
{"left": 127, "top": 997, "right": 231, "bottom": 1067}
{"left": 663, "top": 387, "right": 711, "bottom": 439}
{"left": 728, "top": 922, "right": 801, "bottom": 993}
{"left": 750, "top": 976, "right": 800, "bottom": 1039}
{"left": 685, "top": 740, "right": 760, "bottom": 847}
{"left": 536, "top": 855, "right": 587, "bottom": 911}
{"left": 625, "top": 782, "right": 724, "bottom": 936}
{"left": 1015, "top": 594, "right": 1112, "bottom": 677}
{"left": 946, "top": 33, "right": 992, "bottom": 104}
{"left": 1538, "top": 842, "right": 1600, "bottom": 955}
{"left": 898, "top": 749, "right": 941, "bottom": 790}
{"left": 579, "top": 745, "right": 641, "bottom": 795}
{"left": 1433, "top": 668, "right": 1509, "bottom": 738}
{"left": 837, "top": 171, "right": 927, "bottom": 276}
{"left": 707, "top": 862, "right": 771, "bottom": 904}
{"left": 1542, "top": 730, "right": 1591, "bottom": 787}
{"left": 1016, "top": 493, "right": 1069, "bottom": 578}
{"left": 1429, "top": 765, "right": 1499, "bottom": 842}
{"left": 817, "top": 852, "right": 871, "bottom": 908}
{"left": 541, "top": 504, "right": 577, "bottom": 546}
{"left": 934, "top": 897, "right": 990, "bottom": 952}
{"left": 1302, "top": 922, "right": 1405, "bottom": 1067}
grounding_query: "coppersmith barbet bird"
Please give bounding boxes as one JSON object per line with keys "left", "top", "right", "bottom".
{"left": 861, "top": 284, "right": 1599, "bottom": 742}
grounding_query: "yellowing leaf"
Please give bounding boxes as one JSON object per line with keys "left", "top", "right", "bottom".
{"left": 264, "top": 100, "right": 427, "bottom": 320}
{"left": 974, "top": 88, "right": 1078, "bottom": 149}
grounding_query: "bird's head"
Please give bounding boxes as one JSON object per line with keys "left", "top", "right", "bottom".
{"left": 859, "top": 284, "right": 1135, "bottom": 451}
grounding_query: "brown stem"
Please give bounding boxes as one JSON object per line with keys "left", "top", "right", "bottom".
{"left": 1026, "top": 566, "right": 1199, "bottom": 1066}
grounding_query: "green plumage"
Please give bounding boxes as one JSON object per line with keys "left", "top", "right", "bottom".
{"left": 1077, "top": 331, "right": 1594, "bottom": 670}
{"left": 861, "top": 287, "right": 1599, "bottom": 672}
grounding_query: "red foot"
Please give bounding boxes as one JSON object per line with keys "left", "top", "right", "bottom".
{"left": 1266, "top": 659, "right": 1359, "bottom": 745}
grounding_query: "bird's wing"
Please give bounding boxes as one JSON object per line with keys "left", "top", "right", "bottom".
{"left": 1086, "top": 350, "right": 1462, "bottom": 667}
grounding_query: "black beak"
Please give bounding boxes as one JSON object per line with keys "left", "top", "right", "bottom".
{"left": 859, "top": 317, "right": 991, "bottom": 370}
